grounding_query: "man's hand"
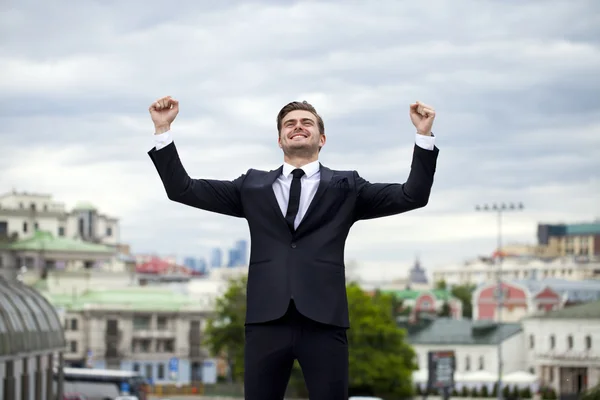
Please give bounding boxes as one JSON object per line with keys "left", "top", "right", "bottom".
{"left": 149, "top": 96, "right": 179, "bottom": 134}
{"left": 409, "top": 101, "right": 436, "bottom": 136}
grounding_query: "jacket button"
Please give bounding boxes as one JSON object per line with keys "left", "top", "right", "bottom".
{"left": 291, "top": 243, "right": 297, "bottom": 248}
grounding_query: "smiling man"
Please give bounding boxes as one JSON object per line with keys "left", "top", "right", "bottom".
{"left": 147, "top": 97, "right": 439, "bottom": 400}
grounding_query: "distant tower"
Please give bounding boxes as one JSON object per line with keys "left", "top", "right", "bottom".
{"left": 210, "top": 248, "right": 222, "bottom": 268}
{"left": 408, "top": 256, "right": 429, "bottom": 287}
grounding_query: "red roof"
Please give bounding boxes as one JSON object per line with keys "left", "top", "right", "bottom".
{"left": 136, "top": 257, "right": 192, "bottom": 275}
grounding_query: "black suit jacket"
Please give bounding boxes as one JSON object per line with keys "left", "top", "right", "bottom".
{"left": 149, "top": 141, "right": 438, "bottom": 328}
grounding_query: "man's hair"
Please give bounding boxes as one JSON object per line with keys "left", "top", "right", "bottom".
{"left": 276, "top": 101, "right": 325, "bottom": 136}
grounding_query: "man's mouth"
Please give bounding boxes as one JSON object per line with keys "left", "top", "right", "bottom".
{"left": 290, "top": 132, "right": 308, "bottom": 140}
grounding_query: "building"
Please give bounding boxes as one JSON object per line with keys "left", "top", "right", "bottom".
{"left": 0, "top": 230, "right": 117, "bottom": 281}
{"left": 404, "top": 317, "right": 527, "bottom": 388}
{"left": 433, "top": 256, "right": 600, "bottom": 287}
{"left": 0, "top": 190, "right": 120, "bottom": 247}
{"left": 407, "top": 258, "right": 429, "bottom": 289}
{"left": 473, "top": 278, "right": 600, "bottom": 322}
{"left": 44, "top": 287, "right": 212, "bottom": 385}
{"left": 381, "top": 288, "right": 463, "bottom": 320}
{"left": 210, "top": 248, "right": 222, "bottom": 268}
{"left": 522, "top": 300, "right": 600, "bottom": 397}
{"left": 538, "top": 221, "right": 600, "bottom": 257}
{"left": 227, "top": 239, "right": 248, "bottom": 267}
{"left": 0, "top": 275, "right": 67, "bottom": 399}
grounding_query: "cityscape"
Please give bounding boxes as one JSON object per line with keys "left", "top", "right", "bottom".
{"left": 1, "top": 1, "right": 599, "bottom": 399}
{"left": 0, "top": 188, "right": 599, "bottom": 399}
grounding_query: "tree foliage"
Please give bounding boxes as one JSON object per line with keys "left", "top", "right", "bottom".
{"left": 347, "top": 283, "right": 416, "bottom": 398}
{"left": 203, "top": 277, "right": 416, "bottom": 398}
{"left": 203, "top": 275, "right": 247, "bottom": 381}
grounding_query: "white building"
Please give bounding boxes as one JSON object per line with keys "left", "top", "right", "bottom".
{"left": 522, "top": 300, "right": 600, "bottom": 397}
{"left": 0, "top": 190, "right": 120, "bottom": 247}
{"left": 406, "top": 318, "right": 526, "bottom": 378}
{"left": 432, "top": 256, "right": 600, "bottom": 287}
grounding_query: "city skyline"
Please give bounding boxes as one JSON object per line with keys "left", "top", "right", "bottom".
{"left": 1, "top": 0, "right": 598, "bottom": 270}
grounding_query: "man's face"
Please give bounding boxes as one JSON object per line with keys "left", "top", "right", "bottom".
{"left": 278, "top": 110, "right": 325, "bottom": 156}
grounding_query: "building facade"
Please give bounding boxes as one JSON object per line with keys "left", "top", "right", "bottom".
{"left": 404, "top": 317, "right": 527, "bottom": 387}
{"left": 0, "top": 191, "right": 120, "bottom": 247}
{"left": 45, "top": 287, "right": 211, "bottom": 385}
{"left": 522, "top": 301, "right": 600, "bottom": 398}
{"left": 433, "top": 256, "right": 600, "bottom": 287}
{"left": 473, "top": 278, "right": 600, "bottom": 322}
{"left": 538, "top": 221, "right": 600, "bottom": 257}
{"left": 0, "top": 230, "right": 117, "bottom": 281}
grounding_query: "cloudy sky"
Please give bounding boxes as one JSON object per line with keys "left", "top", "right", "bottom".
{"left": 1, "top": 0, "right": 599, "bottom": 280}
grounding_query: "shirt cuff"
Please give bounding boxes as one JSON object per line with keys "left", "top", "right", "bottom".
{"left": 154, "top": 131, "right": 173, "bottom": 150}
{"left": 415, "top": 133, "right": 435, "bottom": 151}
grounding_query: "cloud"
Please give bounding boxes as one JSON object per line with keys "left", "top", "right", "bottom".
{"left": 0, "top": 0, "right": 599, "bottom": 281}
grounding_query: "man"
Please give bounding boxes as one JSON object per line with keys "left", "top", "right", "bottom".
{"left": 148, "top": 97, "right": 438, "bottom": 400}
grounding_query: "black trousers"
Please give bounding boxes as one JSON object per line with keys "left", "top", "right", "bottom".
{"left": 243, "top": 300, "right": 349, "bottom": 400}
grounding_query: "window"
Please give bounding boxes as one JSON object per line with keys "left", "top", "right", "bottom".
{"left": 133, "top": 363, "right": 140, "bottom": 372}
{"left": 145, "top": 364, "right": 153, "bottom": 379}
{"left": 58, "top": 227, "right": 65, "bottom": 236}
{"left": 567, "top": 335, "right": 573, "bottom": 350}
{"left": 133, "top": 315, "right": 151, "bottom": 330}
{"left": 465, "top": 356, "right": 470, "bottom": 371}
{"left": 529, "top": 334, "right": 535, "bottom": 349}
{"left": 550, "top": 335, "right": 555, "bottom": 349}
{"left": 106, "top": 227, "right": 112, "bottom": 236}
{"left": 23, "top": 221, "right": 28, "bottom": 233}
{"left": 158, "top": 364, "right": 165, "bottom": 380}
{"left": 478, "top": 356, "right": 484, "bottom": 370}
{"left": 70, "top": 341, "right": 78, "bottom": 353}
{"left": 585, "top": 335, "right": 592, "bottom": 350}
{"left": 157, "top": 316, "right": 168, "bottom": 330}
{"left": 70, "top": 318, "right": 78, "bottom": 330}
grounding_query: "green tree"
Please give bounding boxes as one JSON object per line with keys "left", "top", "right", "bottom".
{"left": 203, "top": 278, "right": 416, "bottom": 397}
{"left": 348, "top": 283, "right": 416, "bottom": 398}
{"left": 203, "top": 275, "right": 247, "bottom": 381}
{"left": 438, "top": 301, "right": 452, "bottom": 317}
{"left": 450, "top": 284, "right": 476, "bottom": 318}
{"left": 435, "top": 279, "right": 447, "bottom": 290}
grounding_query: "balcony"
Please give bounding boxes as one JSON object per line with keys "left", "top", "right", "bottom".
{"left": 105, "top": 329, "right": 122, "bottom": 343}
{"left": 132, "top": 329, "right": 176, "bottom": 339}
{"left": 189, "top": 331, "right": 201, "bottom": 346}
{"left": 189, "top": 347, "right": 204, "bottom": 358}
{"left": 105, "top": 344, "right": 124, "bottom": 359}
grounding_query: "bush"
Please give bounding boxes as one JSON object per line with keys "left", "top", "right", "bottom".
{"left": 481, "top": 385, "right": 490, "bottom": 397}
{"left": 461, "top": 386, "right": 469, "bottom": 397}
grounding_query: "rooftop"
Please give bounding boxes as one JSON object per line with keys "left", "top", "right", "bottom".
{"left": 0, "top": 230, "right": 114, "bottom": 254}
{"left": 405, "top": 317, "right": 522, "bottom": 346}
{"left": 381, "top": 288, "right": 454, "bottom": 301}
{"left": 526, "top": 299, "right": 600, "bottom": 320}
{"left": 72, "top": 201, "right": 97, "bottom": 211}
{"left": 44, "top": 287, "right": 207, "bottom": 312}
{"left": 0, "top": 276, "right": 66, "bottom": 357}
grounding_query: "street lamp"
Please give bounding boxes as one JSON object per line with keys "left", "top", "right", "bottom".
{"left": 475, "top": 202, "right": 524, "bottom": 400}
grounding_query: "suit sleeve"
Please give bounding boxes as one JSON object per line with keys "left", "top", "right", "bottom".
{"left": 353, "top": 144, "right": 439, "bottom": 221}
{"left": 148, "top": 141, "right": 246, "bottom": 218}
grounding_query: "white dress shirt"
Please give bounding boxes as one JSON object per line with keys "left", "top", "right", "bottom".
{"left": 153, "top": 131, "right": 436, "bottom": 229}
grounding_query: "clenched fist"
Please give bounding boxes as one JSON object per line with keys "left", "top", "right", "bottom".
{"left": 409, "top": 101, "right": 436, "bottom": 136}
{"left": 149, "top": 96, "right": 179, "bottom": 134}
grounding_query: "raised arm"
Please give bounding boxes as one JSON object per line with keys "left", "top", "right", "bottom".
{"left": 147, "top": 96, "right": 245, "bottom": 218}
{"left": 353, "top": 101, "right": 439, "bottom": 221}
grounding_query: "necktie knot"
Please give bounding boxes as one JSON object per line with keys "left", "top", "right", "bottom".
{"left": 291, "top": 168, "right": 305, "bottom": 179}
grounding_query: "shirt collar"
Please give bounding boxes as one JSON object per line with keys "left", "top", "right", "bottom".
{"left": 282, "top": 159, "right": 320, "bottom": 179}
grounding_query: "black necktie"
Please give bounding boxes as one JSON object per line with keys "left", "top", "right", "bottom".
{"left": 285, "top": 168, "right": 305, "bottom": 231}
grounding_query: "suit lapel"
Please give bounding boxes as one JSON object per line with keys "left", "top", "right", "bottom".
{"left": 295, "top": 164, "right": 333, "bottom": 233}
{"left": 264, "top": 166, "right": 289, "bottom": 230}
